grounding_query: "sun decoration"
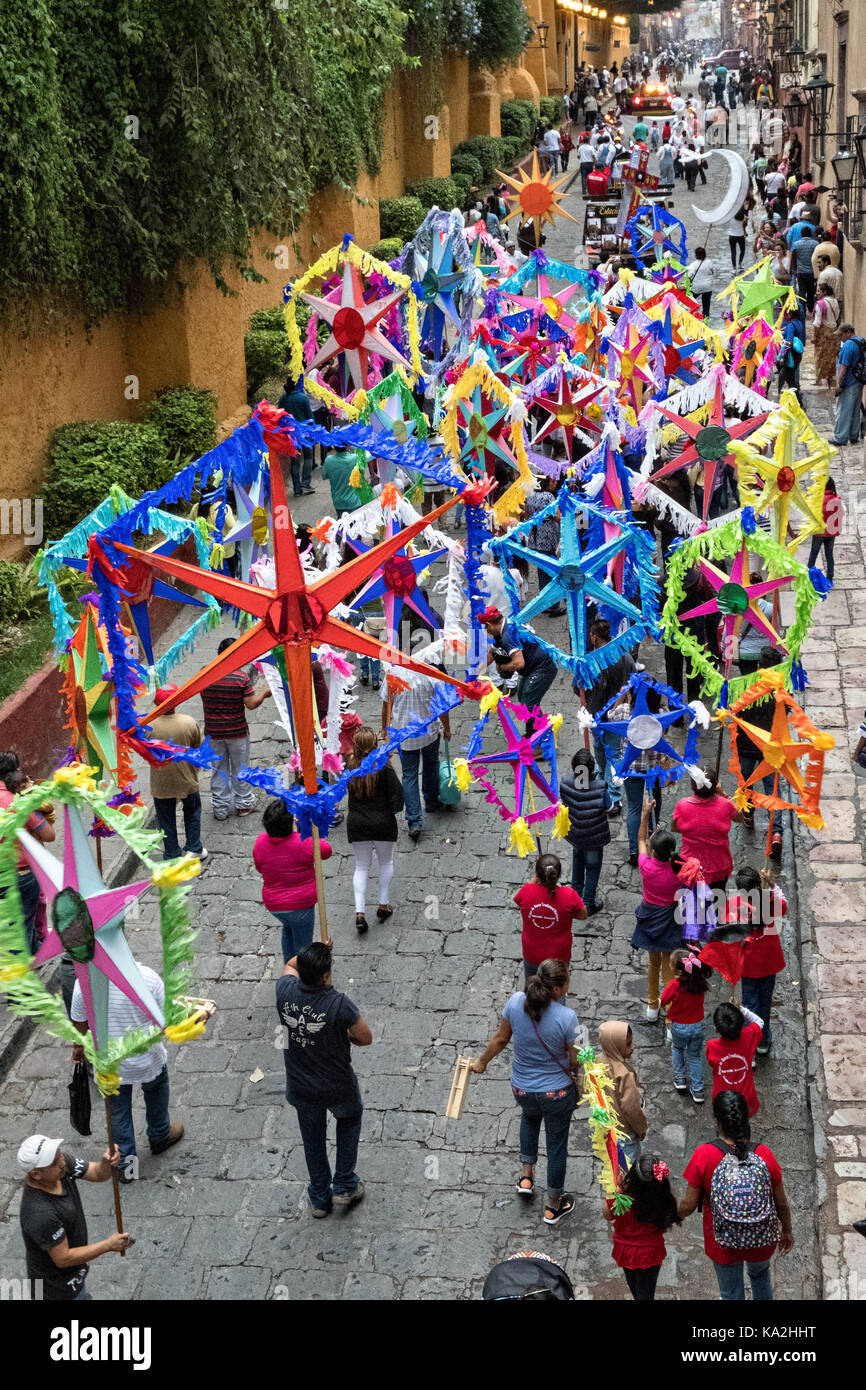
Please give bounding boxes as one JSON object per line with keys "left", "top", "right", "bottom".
{"left": 283, "top": 237, "right": 422, "bottom": 395}
{"left": 719, "top": 667, "right": 834, "bottom": 835}
{"left": 729, "top": 389, "right": 834, "bottom": 557}
{"left": 662, "top": 518, "right": 821, "bottom": 704}
{"left": 496, "top": 151, "right": 578, "bottom": 246}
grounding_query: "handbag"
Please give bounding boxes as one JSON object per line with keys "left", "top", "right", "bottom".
{"left": 438, "top": 739, "right": 462, "bottom": 807}
{"left": 68, "top": 1061, "right": 92, "bottom": 1137}
{"left": 529, "top": 1017, "right": 579, "bottom": 1087}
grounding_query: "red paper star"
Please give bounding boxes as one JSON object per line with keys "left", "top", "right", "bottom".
{"left": 650, "top": 376, "right": 769, "bottom": 521}
{"left": 113, "top": 441, "right": 478, "bottom": 792}
{"left": 302, "top": 259, "right": 411, "bottom": 392}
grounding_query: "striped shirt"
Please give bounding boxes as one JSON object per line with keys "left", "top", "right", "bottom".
{"left": 71, "top": 965, "right": 167, "bottom": 1084}
{"left": 200, "top": 671, "right": 254, "bottom": 740}
{"left": 383, "top": 674, "right": 442, "bottom": 751}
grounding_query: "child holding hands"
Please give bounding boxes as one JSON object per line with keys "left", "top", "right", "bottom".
{"left": 661, "top": 948, "right": 713, "bottom": 1104}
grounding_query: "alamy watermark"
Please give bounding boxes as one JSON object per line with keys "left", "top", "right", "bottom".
{"left": 0, "top": 498, "right": 42, "bottom": 547}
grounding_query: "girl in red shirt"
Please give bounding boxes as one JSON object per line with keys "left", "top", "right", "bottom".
{"left": 706, "top": 1002, "right": 763, "bottom": 1115}
{"left": 730, "top": 866, "right": 786, "bottom": 1056}
{"left": 673, "top": 770, "right": 742, "bottom": 891}
{"left": 661, "top": 948, "right": 713, "bottom": 1103}
{"left": 603, "top": 1153, "right": 680, "bottom": 1300}
{"left": 514, "top": 854, "right": 587, "bottom": 978}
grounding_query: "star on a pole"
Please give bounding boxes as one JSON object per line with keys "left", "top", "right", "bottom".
{"left": 649, "top": 375, "right": 769, "bottom": 521}
{"left": 414, "top": 232, "right": 464, "bottom": 359}
{"left": 496, "top": 152, "right": 578, "bottom": 246}
{"left": 729, "top": 390, "right": 832, "bottom": 556}
{"left": 345, "top": 512, "right": 448, "bottom": 644}
{"left": 679, "top": 542, "right": 790, "bottom": 675}
{"left": 302, "top": 258, "right": 412, "bottom": 392}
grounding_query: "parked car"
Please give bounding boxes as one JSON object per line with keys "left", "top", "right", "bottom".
{"left": 706, "top": 49, "right": 743, "bottom": 71}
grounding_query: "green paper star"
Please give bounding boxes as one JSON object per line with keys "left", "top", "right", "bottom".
{"left": 735, "top": 260, "right": 790, "bottom": 321}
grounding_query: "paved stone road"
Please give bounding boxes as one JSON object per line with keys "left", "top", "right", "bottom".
{"left": 0, "top": 86, "right": 836, "bottom": 1302}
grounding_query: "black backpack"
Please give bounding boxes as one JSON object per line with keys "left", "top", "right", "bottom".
{"left": 849, "top": 337, "right": 866, "bottom": 386}
{"left": 482, "top": 1254, "right": 575, "bottom": 1301}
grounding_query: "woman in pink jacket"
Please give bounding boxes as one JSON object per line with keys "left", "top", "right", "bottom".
{"left": 253, "top": 800, "right": 332, "bottom": 961}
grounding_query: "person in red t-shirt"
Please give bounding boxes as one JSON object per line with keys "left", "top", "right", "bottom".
{"left": 661, "top": 948, "right": 713, "bottom": 1103}
{"left": 673, "top": 770, "right": 742, "bottom": 890}
{"left": 726, "top": 866, "right": 786, "bottom": 1056}
{"left": 514, "top": 854, "right": 587, "bottom": 977}
{"left": 253, "top": 800, "right": 333, "bottom": 962}
{"left": 706, "top": 1002, "right": 763, "bottom": 1115}
{"left": 807, "top": 476, "right": 841, "bottom": 584}
{"left": 679, "top": 1090, "right": 794, "bottom": 1300}
{"left": 602, "top": 1152, "right": 680, "bottom": 1300}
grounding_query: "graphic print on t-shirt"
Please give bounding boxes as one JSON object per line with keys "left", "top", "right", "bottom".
{"left": 717, "top": 1050, "right": 749, "bottom": 1088}
{"left": 527, "top": 901, "right": 560, "bottom": 932}
{"left": 280, "top": 999, "right": 327, "bottom": 1048}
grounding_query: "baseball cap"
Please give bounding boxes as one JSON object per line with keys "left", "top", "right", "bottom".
{"left": 17, "top": 1134, "right": 63, "bottom": 1175}
{"left": 478, "top": 605, "right": 503, "bottom": 624}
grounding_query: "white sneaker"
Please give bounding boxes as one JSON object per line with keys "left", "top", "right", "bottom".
{"left": 646, "top": 1006, "right": 659, "bottom": 1022}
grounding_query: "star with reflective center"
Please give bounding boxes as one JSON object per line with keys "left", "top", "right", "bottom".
{"left": 493, "top": 485, "right": 658, "bottom": 681}
{"left": 496, "top": 309, "right": 569, "bottom": 383}
{"left": 302, "top": 259, "right": 411, "bottom": 391}
{"left": 414, "top": 233, "right": 464, "bottom": 359}
{"left": 22, "top": 803, "right": 155, "bottom": 1049}
{"left": 468, "top": 696, "right": 560, "bottom": 827}
{"left": 111, "top": 439, "right": 474, "bottom": 794}
{"left": 733, "top": 258, "right": 792, "bottom": 322}
{"left": 594, "top": 676, "right": 694, "bottom": 778}
{"left": 531, "top": 373, "right": 607, "bottom": 457}
{"left": 63, "top": 540, "right": 206, "bottom": 668}
{"left": 345, "top": 511, "right": 448, "bottom": 644}
{"left": 626, "top": 203, "right": 687, "bottom": 262}
{"left": 454, "top": 382, "right": 521, "bottom": 481}
{"left": 496, "top": 151, "right": 578, "bottom": 246}
{"left": 649, "top": 377, "right": 770, "bottom": 521}
{"left": 679, "top": 542, "right": 790, "bottom": 675}
{"left": 729, "top": 390, "right": 831, "bottom": 556}
{"left": 506, "top": 272, "right": 585, "bottom": 336}
{"left": 64, "top": 607, "right": 119, "bottom": 782}
{"left": 650, "top": 305, "right": 705, "bottom": 387}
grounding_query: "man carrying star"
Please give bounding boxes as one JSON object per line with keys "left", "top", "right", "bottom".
{"left": 0, "top": 766, "right": 55, "bottom": 954}
{"left": 480, "top": 606, "right": 557, "bottom": 735}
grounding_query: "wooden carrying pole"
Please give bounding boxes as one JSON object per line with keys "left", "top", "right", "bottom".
{"left": 103, "top": 1098, "right": 125, "bottom": 1256}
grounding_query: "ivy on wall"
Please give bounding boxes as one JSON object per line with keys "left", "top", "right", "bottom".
{"left": 0, "top": 0, "right": 408, "bottom": 324}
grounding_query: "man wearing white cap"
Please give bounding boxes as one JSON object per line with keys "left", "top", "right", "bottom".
{"left": 144, "top": 684, "right": 206, "bottom": 862}
{"left": 17, "top": 1135, "right": 130, "bottom": 1300}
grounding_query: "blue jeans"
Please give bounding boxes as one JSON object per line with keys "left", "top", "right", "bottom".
{"left": 517, "top": 667, "right": 557, "bottom": 734}
{"left": 359, "top": 654, "right": 381, "bottom": 683}
{"left": 288, "top": 1081, "right": 364, "bottom": 1211}
{"left": 107, "top": 1064, "right": 172, "bottom": 1164}
{"left": 11, "top": 869, "right": 42, "bottom": 956}
{"left": 399, "top": 738, "right": 440, "bottom": 831}
{"left": 274, "top": 907, "right": 315, "bottom": 964}
{"left": 571, "top": 845, "right": 604, "bottom": 906}
{"left": 290, "top": 451, "right": 314, "bottom": 495}
{"left": 833, "top": 382, "right": 862, "bottom": 444}
{"left": 625, "top": 775, "right": 661, "bottom": 853}
{"left": 514, "top": 1086, "right": 576, "bottom": 1202}
{"left": 154, "top": 792, "right": 202, "bottom": 858}
{"left": 713, "top": 1257, "right": 773, "bottom": 1301}
{"left": 592, "top": 732, "right": 620, "bottom": 808}
{"left": 739, "top": 751, "right": 782, "bottom": 832}
{"left": 670, "top": 1020, "right": 705, "bottom": 1094}
{"left": 742, "top": 974, "right": 775, "bottom": 1046}
{"left": 807, "top": 534, "right": 835, "bottom": 584}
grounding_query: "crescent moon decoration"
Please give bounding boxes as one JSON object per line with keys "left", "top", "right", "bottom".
{"left": 690, "top": 149, "right": 750, "bottom": 228}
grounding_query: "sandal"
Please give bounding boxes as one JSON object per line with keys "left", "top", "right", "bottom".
{"left": 543, "top": 1193, "right": 575, "bottom": 1226}
{"left": 355, "top": 914, "right": 369, "bottom": 934}
{"left": 516, "top": 1173, "right": 535, "bottom": 1197}
{"left": 376, "top": 905, "right": 393, "bottom": 922}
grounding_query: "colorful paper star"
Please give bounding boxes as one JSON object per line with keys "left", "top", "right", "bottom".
{"left": 505, "top": 271, "right": 585, "bottom": 337}
{"left": 465, "top": 694, "right": 561, "bottom": 827}
{"left": 302, "top": 258, "right": 412, "bottom": 392}
{"left": 649, "top": 374, "right": 769, "bottom": 521}
{"left": 496, "top": 152, "right": 578, "bottom": 246}
{"left": 625, "top": 203, "right": 688, "bottom": 262}
{"left": 23, "top": 803, "right": 155, "bottom": 1049}
{"left": 593, "top": 672, "right": 702, "bottom": 782}
{"left": 63, "top": 607, "right": 119, "bottom": 782}
{"left": 345, "top": 511, "right": 448, "bottom": 644}
{"left": 678, "top": 540, "right": 790, "bottom": 675}
{"left": 414, "top": 232, "right": 464, "bottom": 359}
{"left": 729, "top": 390, "right": 833, "bottom": 556}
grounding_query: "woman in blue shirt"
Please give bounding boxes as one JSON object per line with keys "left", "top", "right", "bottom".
{"left": 472, "top": 959, "right": 581, "bottom": 1226}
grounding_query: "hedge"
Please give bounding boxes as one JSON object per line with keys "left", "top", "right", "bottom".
{"left": 539, "top": 96, "right": 563, "bottom": 130}
{"left": 43, "top": 421, "right": 175, "bottom": 541}
{"left": 145, "top": 386, "right": 217, "bottom": 462}
{"left": 366, "top": 237, "right": 404, "bottom": 262}
{"left": 378, "top": 195, "right": 425, "bottom": 242}
{"left": 406, "top": 177, "right": 460, "bottom": 212}
{"left": 500, "top": 99, "right": 537, "bottom": 145}
{"left": 450, "top": 151, "right": 484, "bottom": 187}
{"left": 244, "top": 329, "right": 289, "bottom": 400}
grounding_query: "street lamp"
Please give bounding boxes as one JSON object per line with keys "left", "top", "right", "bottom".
{"left": 533, "top": 18, "right": 550, "bottom": 48}
{"left": 784, "top": 90, "right": 807, "bottom": 128}
{"left": 783, "top": 40, "right": 805, "bottom": 79}
{"left": 831, "top": 147, "right": 857, "bottom": 192}
{"left": 803, "top": 67, "right": 835, "bottom": 154}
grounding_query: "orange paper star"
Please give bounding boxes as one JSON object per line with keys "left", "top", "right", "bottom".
{"left": 496, "top": 153, "right": 577, "bottom": 247}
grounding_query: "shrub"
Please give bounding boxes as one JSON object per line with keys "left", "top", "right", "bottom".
{"left": 0, "top": 561, "right": 26, "bottom": 629}
{"left": 539, "top": 96, "right": 563, "bottom": 130}
{"left": 450, "top": 171, "right": 473, "bottom": 208}
{"left": 453, "top": 136, "right": 503, "bottom": 183}
{"left": 498, "top": 136, "right": 526, "bottom": 169}
{"left": 366, "top": 237, "right": 405, "bottom": 263}
{"left": 43, "top": 421, "right": 174, "bottom": 542}
{"left": 249, "top": 306, "right": 287, "bottom": 333}
{"left": 450, "top": 151, "right": 484, "bottom": 187}
{"left": 145, "top": 386, "right": 217, "bottom": 462}
{"left": 500, "top": 99, "right": 537, "bottom": 145}
{"left": 378, "top": 195, "right": 426, "bottom": 242}
{"left": 244, "top": 329, "right": 289, "bottom": 399}
{"left": 406, "top": 177, "right": 460, "bottom": 212}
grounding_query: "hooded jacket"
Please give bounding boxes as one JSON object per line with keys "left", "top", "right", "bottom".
{"left": 598, "top": 1021, "right": 647, "bottom": 1140}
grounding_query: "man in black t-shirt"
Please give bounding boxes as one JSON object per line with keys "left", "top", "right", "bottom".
{"left": 480, "top": 606, "right": 558, "bottom": 734}
{"left": 276, "top": 942, "right": 373, "bottom": 1218}
{"left": 17, "top": 1134, "right": 131, "bottom": 1300}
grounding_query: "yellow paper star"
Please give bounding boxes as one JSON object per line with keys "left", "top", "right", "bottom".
{"left": 496, "top": 153, "right": 577, "bottom": 247}
{"left": 730, "top": 390, "right": 834, "bottom": 556}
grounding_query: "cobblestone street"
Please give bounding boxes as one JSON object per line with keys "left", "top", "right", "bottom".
{"left": 0, "top": 86, "right": 852, "bottom": 1302}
